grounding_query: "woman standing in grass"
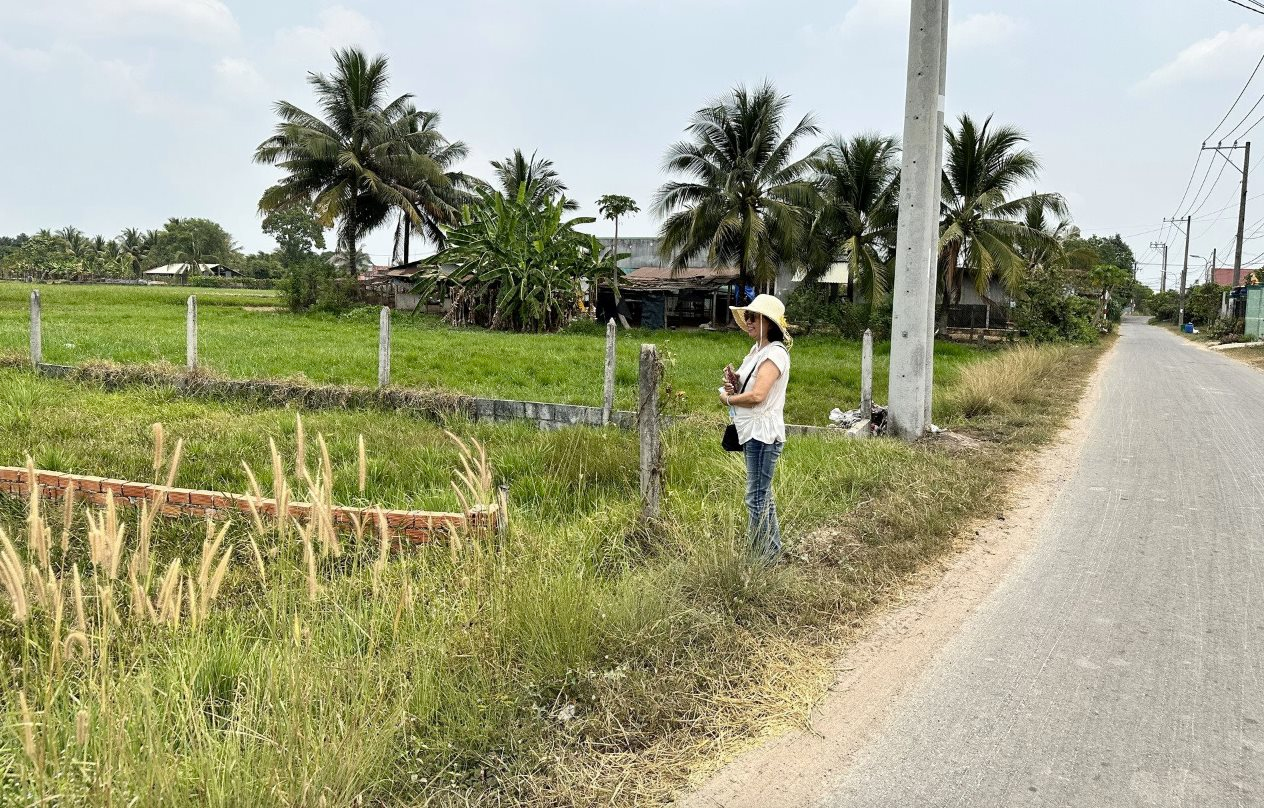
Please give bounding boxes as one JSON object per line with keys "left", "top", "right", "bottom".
{"left": 720, "top": 294, "right": 792, "bottom": 561}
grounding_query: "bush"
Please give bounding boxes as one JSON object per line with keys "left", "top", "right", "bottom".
{"left": 185, "top": 275, "right": 275, "bottom": 290}
{"left": 279, "top": 259, "right": 357, "bottom": 313}
{"left": 784, "top": 281, "right": 890, "bottom": 339}
{"left": 1210, "top": 316, "right": 1241, "bottom": 342}
{"left": 1013, "top": 270, "right": 1099, "bottom": 343}
{"left": 1148, "top": 290, "right": 1178, "bottom": 323}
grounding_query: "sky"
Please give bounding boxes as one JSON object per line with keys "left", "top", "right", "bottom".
{"left": 0, "top": 0, "right": 1259, "bottom": 289}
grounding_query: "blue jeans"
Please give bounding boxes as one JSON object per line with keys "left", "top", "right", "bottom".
{"left": 743, "top": 439, "right": 784, "bottom": 561}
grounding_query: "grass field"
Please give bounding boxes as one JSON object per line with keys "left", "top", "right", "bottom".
{"left": 0, "top": 282, "right": 1108, "bottom": 806}
{"left": 0, "top": 282, "right": 982, "bottom": 425}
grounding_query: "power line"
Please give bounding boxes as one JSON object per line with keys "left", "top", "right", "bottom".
{"left": 1209, "top": 52, "right": 1264, "bottom": 142}
{"left": 1225, "top": 0, "right": 1264, "bottom": 15}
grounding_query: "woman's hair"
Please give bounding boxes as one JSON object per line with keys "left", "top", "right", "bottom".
{"left": 757, "top": 314, "right": 786, "bottom": 344}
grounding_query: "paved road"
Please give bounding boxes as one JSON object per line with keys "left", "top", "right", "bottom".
{"left": 823, "top": 321, "right": 1263, "bottom": 808}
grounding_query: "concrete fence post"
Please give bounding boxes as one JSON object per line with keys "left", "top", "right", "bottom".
{"left": 602, "top": 318, "right": 617, "bottom": 425}
{"left": 638, "top": 344, "right": 664, "bottom": 519}
{"left": 186, "top": 295, "right": 198, "bottom": 370}
{"left": 378, "top": 306, "right": 391, "bottom": 388}
{"left": 29, "top": 290, "right": 42, "bottom": 367}
{"left": 860, "top": 328, "right": 873, "bottom": 420}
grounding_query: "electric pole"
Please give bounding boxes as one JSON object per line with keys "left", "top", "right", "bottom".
{"left": 1202, "top": 141, "right": 1251, "bottom": 286}
{"left": 1211, "top": 247, "right": 1217, "bottom": 285}
{"left": 888, "top": 0, "right": 948, "bottom": 441}
{"left": 1163, "top": 216, "right": 1191, "bottom": 327}
{"left": 1151, "top": 241, "right": 1168, "bottom": 293}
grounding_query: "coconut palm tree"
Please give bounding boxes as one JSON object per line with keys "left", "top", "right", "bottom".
{"left": 805, "top": 133, "right": 901, "bottom": 305}
{"left": 391, "top": 109, "right": 477, "bottom": 264}
{"left": 489, "top": 149, "right": 578, "bottom": 210}
{"left": 655, "top": 82, "right": 822, "bottom": 294}
{"left": 116, "top": 227, "right": 150, "bottom": 276}
{"left": 254, "top": 48, "right": 461, "bottom": 271}
{"left": 937, "top": 114, "right": 1063, "bottom": 317}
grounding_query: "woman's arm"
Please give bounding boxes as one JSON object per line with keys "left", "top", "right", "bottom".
{"left": 722, "top": 361, "right": 781, "bottom": 408}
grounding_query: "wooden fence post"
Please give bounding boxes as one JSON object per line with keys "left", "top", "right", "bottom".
{"left": 378, "top": 306, "right": 391, "bottom": 388}
{"left": 638, "top": 344, "right": 663, "bottom": 519}
{"left": 29, "top": 290, "right": 42, "bottom": 367}
{"left": 860, "top": 328, "right": 873, "bottom": 420}
{"left": 602, "top": 318, "right": 616, "bottom": 425}
{"left": 186, "top": 295, "right": 198, "bottom": 370}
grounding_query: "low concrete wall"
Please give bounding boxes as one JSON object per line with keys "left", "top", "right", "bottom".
{"left": 28, "top": 362, "right": 834, "bottom": 437}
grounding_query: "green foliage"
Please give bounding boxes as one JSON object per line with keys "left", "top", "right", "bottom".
{"left": 148, "top": 217, "right": 237, "bottom": 269}
{"left": 279, "top": 257, "right": 355, "bottom": 313}
{"left": 939, "top": 114, "right": 1064, "bottom": 308}
{"left": 418, "top": 189, "right": 603, "bottom": 332}
{"left": 785, "top": 281, "right": 890, "bottom": 338}
{"left": 491, "top": 150, "right": 577, "bottom": 210}
{"left": 1183, "top": 282, "right": 1227, "bottom": 327}
{"left": 1209, "top": 315, "right": 1241, "bottom": 341}
{"left": 656, "top": 82, "right": 822, "bottom": 287}
{"left": 0, "top": 233, "right": 29, "bottom": 263}
{"left": 262, "top": 203, "right": 327, "bottom": 266}
{"left": 0, "top": 234, "right": 83, "bottom": 279}
{"left": 255, "top": 48, "right": 471, "bottom": 263}
{"left": 805, "top": 133, "right": 901, "bottom": 303}
{"left": 238, "top": 251, "right": 286, "bottom": 279}
{"left": 1013, "top": 266, "right": 1099, "bottom": 343}
{"left": 1148, "top": 290, "right": 1179, "bottom": 322}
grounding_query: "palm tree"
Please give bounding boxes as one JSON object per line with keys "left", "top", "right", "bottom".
{"left": 254, "top": 48, "right": 460, "bottom": 273}
{"left": 655, "top": 82, "right": 822, "bottom": 295}
{"left": 937, "top": 114, "right": 1063, "bottom": 319}
{"left": 56, "top": 227, "right": 90, "bottom": 258}
{"left": 489, "top": 149, "right": 578, "bottom": 210}
{"left": 596, "top": 194, "right": 639, "bottom": 326}
{"left": 391, "top": 109, "right": 477, "bottom": 265}
{"left": 116, "top": 227, "right": 149, "bottom": 277}
{"left": 806, "top": 133, "right": 901, "bottom": 306}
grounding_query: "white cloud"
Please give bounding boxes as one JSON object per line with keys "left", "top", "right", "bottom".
{"left": 835, "top": 2, "right": 1022, "bottom": 49}
{"left": 949, "top": 12, "right": 1023, "bottom": 51}
{"left": 0, "top": 0, "right": 238, "bottom": 42}
{"left": 1138, "top": 25, "right": 1264, "bottom": 91}
{"left": 837, "top": 0, "right": 907, "bottom": 37}
{"left": 275, "top": 7, "right": 382, "bottom": 65}
{"left": 0, "top": 39, "right": 54, "bottom": 70}
{"left": 214, "top": 57, "right": 268, "bottom": 101}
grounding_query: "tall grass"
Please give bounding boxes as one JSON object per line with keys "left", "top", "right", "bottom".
{"left": 942, "top": 344, "right": 1073, "bottom": 419}
{"left": 0, "top": 339, "right": 1106, "bottom": 806}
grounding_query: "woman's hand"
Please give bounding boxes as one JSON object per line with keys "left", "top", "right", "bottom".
{"left": 723, "top": 381, "right": 736, "bottom": 395}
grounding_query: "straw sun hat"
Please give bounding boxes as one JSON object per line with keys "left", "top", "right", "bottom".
{"left": 730, "top": 294, "right": 794, "bottom": 348}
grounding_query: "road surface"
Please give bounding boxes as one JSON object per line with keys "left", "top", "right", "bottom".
{"left": 822, "top": 320, "right": 1263, "bottom": 807}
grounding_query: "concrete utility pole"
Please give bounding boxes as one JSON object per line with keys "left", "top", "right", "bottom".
{"left": 1151, "top": 241, "right": 1169, "bottom": 293}
{"left": 1211, "top": 248, "right": 1218, "bottom": 285}
{"left": 1202, "top": 142, "right": 1251, "bottom": 287}
{"left": 1165, "top": 216, "right": 1191, "bottom": 327}
{"left": 888, "top": 0, "right": 948, "bottom": 440}
{"left": 923, "top": 0, "right": 949, "bottom": 428}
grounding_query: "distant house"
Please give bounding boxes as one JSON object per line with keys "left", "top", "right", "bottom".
{"left": 143, "top": 263, "right": 241, "bottom": 284}
{"left": 617, "top": 266, "right": 740, "bottom": 328}
{"left": 1211, "top": 267, "right": 1261, "bottom": 287}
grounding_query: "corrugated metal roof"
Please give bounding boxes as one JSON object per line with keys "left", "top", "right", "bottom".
{"left": 623, "top": 266, "right": 739, "bottom": 291}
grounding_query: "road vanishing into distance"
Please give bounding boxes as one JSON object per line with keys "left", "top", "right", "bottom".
{"left": 823, "top": 320, "right": 1262, "bottom": 807}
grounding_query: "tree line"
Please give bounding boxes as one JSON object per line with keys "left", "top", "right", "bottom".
{"left": 4, "top": 46, "right": 1144, "bottom": 339}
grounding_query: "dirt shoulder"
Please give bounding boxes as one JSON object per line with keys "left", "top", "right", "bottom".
{"left": 676, "top": 345, "right": 1112, "bottom": 808}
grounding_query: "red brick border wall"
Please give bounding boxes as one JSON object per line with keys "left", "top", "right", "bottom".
{"left": 0, "top": 467, "right": 487, "bottom": 544}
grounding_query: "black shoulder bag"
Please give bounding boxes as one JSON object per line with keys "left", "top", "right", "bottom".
{"left": 721, "top": 367, "right": 752, "bottom": 452}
